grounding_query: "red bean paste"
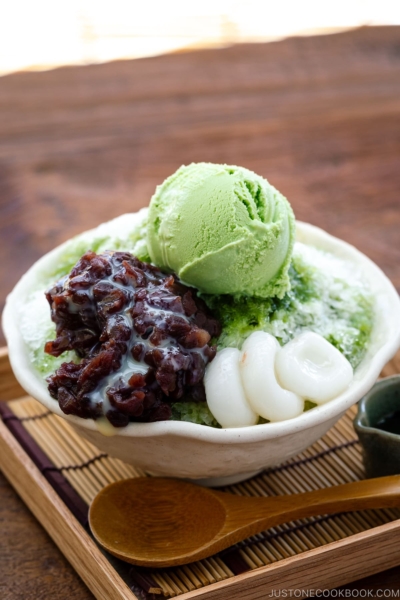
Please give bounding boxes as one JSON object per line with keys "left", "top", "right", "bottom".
{"left": 45, "top": 251, "right": 221, "bottom": 427}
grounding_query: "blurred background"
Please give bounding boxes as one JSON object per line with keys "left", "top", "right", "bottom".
{"left": 1, "top": 0, "right": 400, "bottom": 75}
{"left": 1, "top": 3, "right": 400, "bottom": 338}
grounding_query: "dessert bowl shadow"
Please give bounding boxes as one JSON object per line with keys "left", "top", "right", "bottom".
{"left": 3, "top": 217, "right": 400, "bottom": 486}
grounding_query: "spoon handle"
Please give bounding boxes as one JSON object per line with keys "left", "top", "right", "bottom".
{"left": 232, "top": 475, "right": 400, "bottom": 529}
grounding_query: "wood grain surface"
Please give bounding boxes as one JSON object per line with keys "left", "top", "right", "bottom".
{"left": 1, "top": 25, "right": 400, "bottom": 597}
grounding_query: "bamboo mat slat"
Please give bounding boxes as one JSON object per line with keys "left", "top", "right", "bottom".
{"left": 1, "top": 350, "right": 400, "bottom": 598}
{"left": 5, "top": 350, "right": 400, "bottom": 600}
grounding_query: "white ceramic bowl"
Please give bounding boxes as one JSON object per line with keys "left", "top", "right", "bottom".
{"left": 3, "top": 215, "right": 400, "bottom": 486}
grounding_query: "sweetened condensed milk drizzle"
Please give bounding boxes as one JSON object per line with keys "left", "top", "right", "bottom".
{"left": 44, "top": 250, "right": 220, "bottom": 428}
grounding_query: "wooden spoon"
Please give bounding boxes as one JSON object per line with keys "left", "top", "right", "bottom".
{"left": 89, "top": 475, "right": 400, "bottom": 567}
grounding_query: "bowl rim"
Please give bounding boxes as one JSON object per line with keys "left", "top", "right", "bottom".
{"left": 3, "top": 215, "right": 400, "bottom": 443}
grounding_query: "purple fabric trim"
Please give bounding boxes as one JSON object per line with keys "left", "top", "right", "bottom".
{"left": 222, "top": 549, "right": 252, "bottom": 574}
{"left": 0, "top": 403, "right": 88, "bottom": 526}
{"left": 129, "top": 568, "right": 163, "bottom": 595}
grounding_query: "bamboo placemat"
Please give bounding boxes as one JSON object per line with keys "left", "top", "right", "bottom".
{"left": 2, "top": 351, "right": 400, "bottom": 600}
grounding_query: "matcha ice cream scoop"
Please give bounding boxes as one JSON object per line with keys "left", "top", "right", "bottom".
{"left": 147, "top": 163, "right": 295, "bottom": 298}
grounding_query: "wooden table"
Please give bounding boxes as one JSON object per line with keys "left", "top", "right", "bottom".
{"left": 1, "top": 26, "right": 400, "bottom": 597}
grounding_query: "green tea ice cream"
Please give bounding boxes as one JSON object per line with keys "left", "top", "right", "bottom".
{"left": 147, "top": 163, "right": 295, "bottom": 298}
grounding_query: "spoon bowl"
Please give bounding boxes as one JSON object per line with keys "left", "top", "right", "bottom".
{"left": 90, "top": 479, "right": 227, "bottom": 564}
{"left": 89, "top": 475, "right": 400, "bottom": 567}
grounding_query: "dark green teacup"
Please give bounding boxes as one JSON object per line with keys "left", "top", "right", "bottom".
{"left": 354, "top": 376, "right": 400, "bottom": 478}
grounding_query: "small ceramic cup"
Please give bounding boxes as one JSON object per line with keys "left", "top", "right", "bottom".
{"left": 354, "top": 376, "right": 400, "bottom": 478}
